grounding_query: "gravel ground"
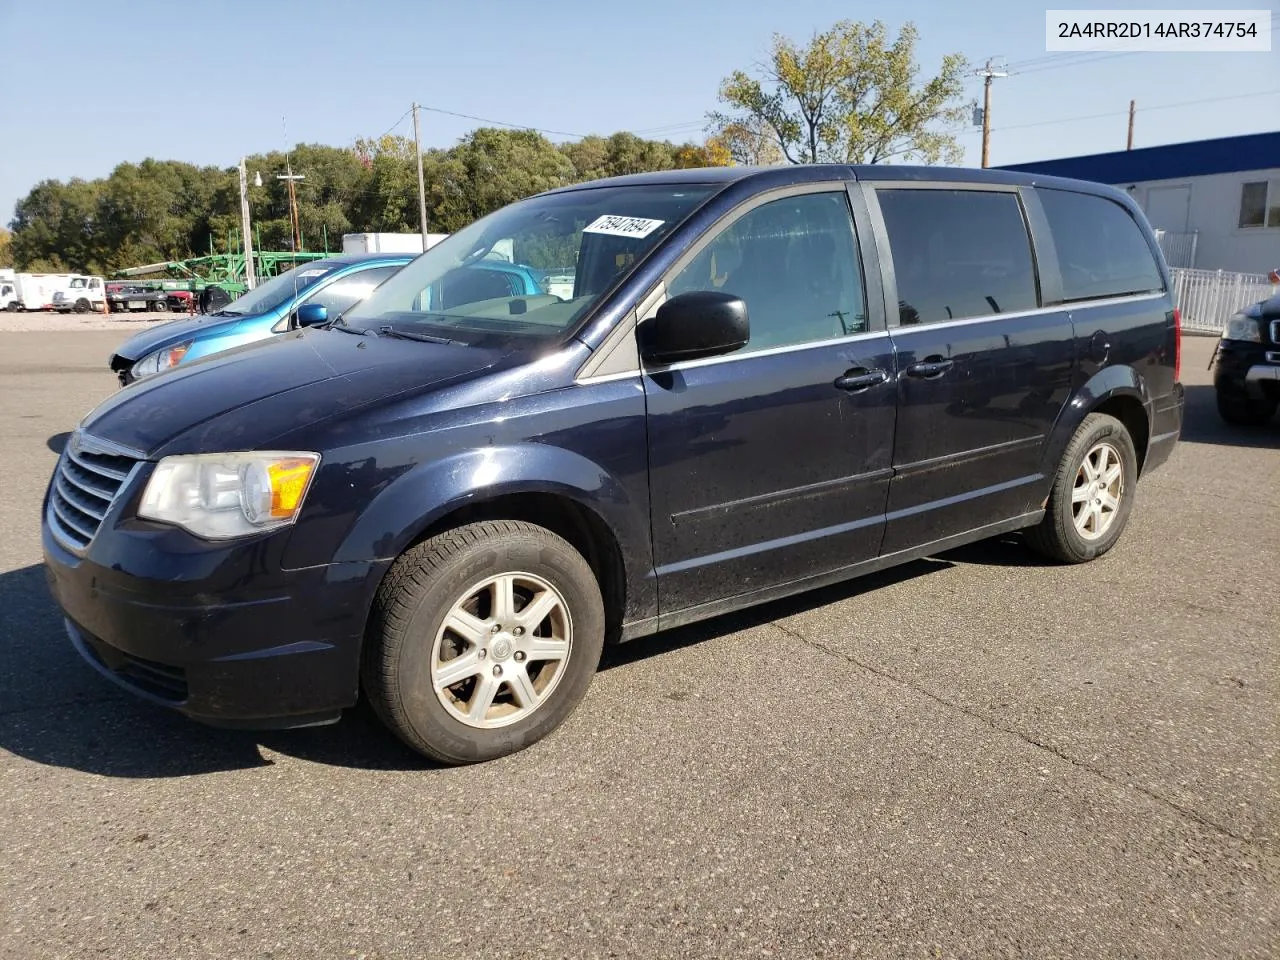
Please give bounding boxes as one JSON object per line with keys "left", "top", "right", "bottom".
{"left": 0, "top": 309, "right": 189, "bottom": 333}
{"left": 0, "top": 331, "right": 1276, "bottom": 960}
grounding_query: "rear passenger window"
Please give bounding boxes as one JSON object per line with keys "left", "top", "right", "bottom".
{"left": 666, "top": 191, "right": 868, "bottom": 353}
{"left": 877, "top": 189, "right": 1038, "bottom": 326}
{"left": 1037, "top": 188, "right": 1165, "bottom": 302}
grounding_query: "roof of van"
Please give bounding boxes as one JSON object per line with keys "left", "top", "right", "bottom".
{"left": 542, "top": 163, "right": 1128, "bottom": 200}
{"left": 315, "top": 252, "right": 418, "bottom": 267}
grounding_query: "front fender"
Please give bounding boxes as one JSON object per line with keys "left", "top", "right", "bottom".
{"left": 1039, "top": 363, "right": 1151, "bottom": 492}
{"left": 182, "top": 322, "right": 277, "bottom": 365}
{"left": 319, "top": 442, "right": 655, "bottom": 618}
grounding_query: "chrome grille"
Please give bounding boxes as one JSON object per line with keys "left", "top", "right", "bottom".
{"left": 1270, "top": 319, "right": 1280, "bottom": 346}
{"left": 47, "top": 433, "right": 141, "bottom": 551}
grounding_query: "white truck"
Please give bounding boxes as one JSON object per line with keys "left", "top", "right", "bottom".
{"left": 3, "top": 273, "right": 68, "bottom": 311}
{"left": 341, "top": 232, "right": 449, "bottom": 255}
{"left": 51, "top": 275, "right": 107, "bottom": 313}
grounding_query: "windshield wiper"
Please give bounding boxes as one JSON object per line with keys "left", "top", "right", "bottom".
{"left": 327, "top": 321, "right": 370, "bottom": 336}
{"left": 378, "top": 325, "right": 461, "bottom": 345}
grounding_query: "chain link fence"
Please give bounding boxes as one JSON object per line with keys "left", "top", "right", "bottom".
{"left": 1170, "top": 267, "right": 1277, "bottom": 334}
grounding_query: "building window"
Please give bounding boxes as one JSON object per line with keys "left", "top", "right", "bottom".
{"left": 1238, "top": 180, "right": 1280, "bottom": 229}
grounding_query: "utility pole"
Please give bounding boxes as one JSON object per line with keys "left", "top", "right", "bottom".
{"left": 238, "top": 158, "right": 257, "bottom": 290}
{"left": 277, "top": 159, "right": 305, "bottom": 252}
{"left": 1127, "top": 100, "right": 1136, "bottom": 150}
{"left": 976, "top": 58, "right": 1008, "bottom": 168}
{"left": 412, "top": 102, "right": 430, "bottom": 249}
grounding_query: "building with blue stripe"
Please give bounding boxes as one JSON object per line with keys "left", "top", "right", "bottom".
{"left": 998, "top": 132, "right": 1280, "bottom": 274}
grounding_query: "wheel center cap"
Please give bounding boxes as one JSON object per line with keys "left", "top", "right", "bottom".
{"left": 491, "top": 636, "right": 514, "bottom": 661}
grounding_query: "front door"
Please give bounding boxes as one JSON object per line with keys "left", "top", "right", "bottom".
{"left": 643, "top": 187, "right": 897, "bottom": 614}
{"left": 869, "top": 185, "right": 1076, "bottom": 554}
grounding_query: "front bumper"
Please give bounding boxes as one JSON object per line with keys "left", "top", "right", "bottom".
{"left": 1215, "top": 340, "right": 1280, "bottom": 400}
{"left": 42, "top": 503, "right": 391, "bottom": 728}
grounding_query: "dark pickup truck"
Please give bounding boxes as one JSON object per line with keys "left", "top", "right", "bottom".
{"left": 42, "top": 164, "right": 1184, "bottom": 765}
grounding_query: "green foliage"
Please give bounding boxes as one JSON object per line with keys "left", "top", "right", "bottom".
{"left": 709, "top": 20, "right": 968, "bottom": 165}
{"left": 7, "top": 127, "right": 731, "bottom": 273}
{"left": 0, "top": 227, "right": 11, "bottom": 268}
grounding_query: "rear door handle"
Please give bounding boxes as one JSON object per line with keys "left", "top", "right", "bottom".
{"left": 834, "top": 367, "right": 889, "bottom": 392}
{"left": 905, "top": 357, "right": 954, "bottom": 380}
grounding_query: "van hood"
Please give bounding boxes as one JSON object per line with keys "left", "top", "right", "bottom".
{"left": 113, "top": 314, "right": 246, "bottom": 362}
{"left": 81, "top": 327, "right": 511, "bottom": 458}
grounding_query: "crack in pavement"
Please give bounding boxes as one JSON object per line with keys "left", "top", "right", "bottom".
{"left": 768, "top": 619, "right": 1263, "bottom": 850}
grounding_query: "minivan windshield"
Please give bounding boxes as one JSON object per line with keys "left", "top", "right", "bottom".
{"left": 342, "top": 184, "right": 716, "bottom": 345}
{"left": 218, "top": 262, "right": 340, "bottom": 317}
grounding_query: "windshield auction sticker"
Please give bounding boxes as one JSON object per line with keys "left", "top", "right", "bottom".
{"left": 583, "top": 215, "right": 666, "bottom": 239}
{"left": 1046, "top": 10, "right": 1271, "bottom": 51}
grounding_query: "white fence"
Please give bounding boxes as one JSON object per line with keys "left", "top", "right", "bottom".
{"left": 1153, "top": 229, "right": 1198, "bottom": 268}
{"left": 1170, "top": 268, "right": 1277, "bottom": 334}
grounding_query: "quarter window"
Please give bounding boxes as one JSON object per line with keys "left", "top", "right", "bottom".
{"left": 1238, "top": 180, "right": 1280, "bottom": 229}
{"left": 1038, "top": 188, "right": 1164, "bottom": 302}
{"left": 665, "top": 191, "right": 868, "bottom": 353}
{"left": 876, "top": 189, "right": 1038, "bottom": 326}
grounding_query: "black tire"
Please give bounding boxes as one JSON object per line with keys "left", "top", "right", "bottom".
{"left": 362, "top": 520, "right": 605, "bottom": 765}
{"left": 1216, "top": 390, "right": 1276, "bottom": 426}
{"left": 73, "top": 298, "right": 90, "bottom": 313}
{"left": 1024, "top": 412, "right": 1138, "bottom": 564}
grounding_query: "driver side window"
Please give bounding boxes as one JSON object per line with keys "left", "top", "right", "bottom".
{"left": 665, "top": 191, "right": 868, "bottom": 354}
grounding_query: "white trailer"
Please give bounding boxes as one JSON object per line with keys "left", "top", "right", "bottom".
{"left": 7, "top": 273, "right": 66, "bottom": 311}
{"left": 341, "top": 232, "right": 449, "bottom": 255}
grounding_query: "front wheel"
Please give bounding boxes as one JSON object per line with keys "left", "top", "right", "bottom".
{"left": 362, "top": 520, "right": 605, "bottom": 765}
{"left": 150, "top": 299, "right": 167, "bottom": 313}
{"left": 1025, "top": 413, "right": 1138, "bottom": 564}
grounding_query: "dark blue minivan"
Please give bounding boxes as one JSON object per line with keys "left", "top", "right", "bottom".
{"left": 42, "top": 165, "right": 1184, "bottom": 764}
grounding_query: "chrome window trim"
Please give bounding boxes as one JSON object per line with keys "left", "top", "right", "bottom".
{"left": 573, "top": 289, "right": 1167, "bottom": 384}
{"left": 645, "top": 329, "right": 891, "bottom": 374}
{"left": 888, "top": 291, "right": 1166, "bottom": 334}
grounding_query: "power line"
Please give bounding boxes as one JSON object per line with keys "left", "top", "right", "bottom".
{"left": 953, "top": 87, "right": 1280, "bottom": 136}
{"left": 375, "top": 107, "right": 414, "bottom": 143}
{"left": 416, "top": 104, "right": 585, "bottom": 139}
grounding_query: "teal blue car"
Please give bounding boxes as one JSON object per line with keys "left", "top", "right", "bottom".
{"left": 110, "top": 254, "right": 552, "bottom": 386}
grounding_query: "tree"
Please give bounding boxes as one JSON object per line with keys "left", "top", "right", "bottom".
{"left": 711, "top": 119, "right": 785, "bottom": 166}
{"left": 0, "top": 228, "right": 12, "bottom": 268}
{"left": 709, "top": 20, "right": 967, "bottom": 166}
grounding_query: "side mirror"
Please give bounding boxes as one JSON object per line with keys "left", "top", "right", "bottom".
{"left": 638, "top": 290, "right": 749, "bottom": 366}
{"left": 296, "top": 303, "right": 328, "bottom": 327}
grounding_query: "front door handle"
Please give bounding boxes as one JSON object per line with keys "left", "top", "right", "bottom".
{"left": 834, "top": 367, "right": 888, "bottom": 392}
{"left": 905, "top": 357, "right": 954, "bottom": 380}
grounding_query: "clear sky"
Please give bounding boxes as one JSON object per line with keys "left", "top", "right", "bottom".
{"left": 1, "top": 0, "right": 1276, "bottom": 221}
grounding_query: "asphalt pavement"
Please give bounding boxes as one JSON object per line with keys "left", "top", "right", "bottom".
{"left": 0, "top": 332, "right": 1276, "bottom": 960}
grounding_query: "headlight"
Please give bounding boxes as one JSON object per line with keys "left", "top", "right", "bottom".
{"left": 138, "top": 451, "right": 320, "bottom": 539}
{"left": 1221, "top": 313, "right": 1261, "bottom": 343}
{"left": 131, "top": 340, "right": 193, "bottom": 379}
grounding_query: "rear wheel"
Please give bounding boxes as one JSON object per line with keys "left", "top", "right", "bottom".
{"left": 362, "top": 520, "right": 605, "bottom": 765}
{"left": 151, "top": 299, "right": 167, "bottom": 313}
{"left": 1025, "top": 413, "right": 1138, "bottom": 564}
{"left": 1216, "top": 390, "right": 1276, "bottom": 426}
